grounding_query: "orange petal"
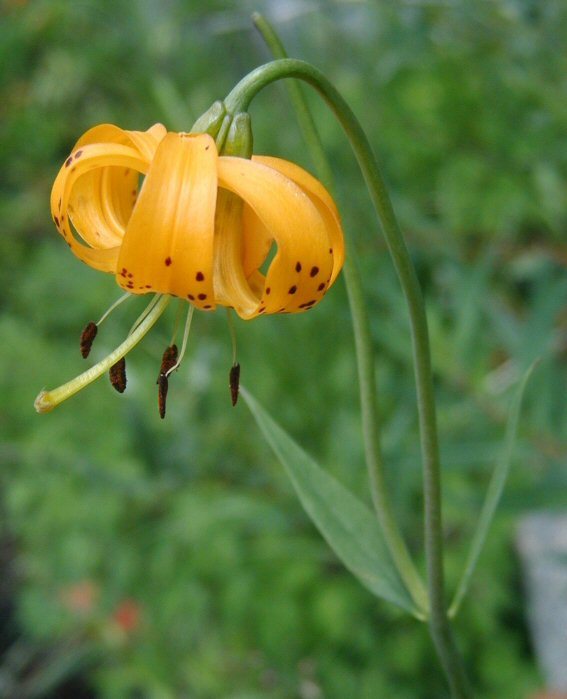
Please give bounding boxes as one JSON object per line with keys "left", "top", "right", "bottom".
{"left": 75, "top": 123, "right": 167, "bottom": 160}
{"left": 63, "top": 124, "right": 166, "bottom": 250}
{"left": 212, "top": 189, "right": 262, "bottom": 316}
{"left": 241, "top": 203, "right": 273, "bottom": 278}
{"left": 253, "top": 156, "right": 345, "bottom": 284}
{"left": 217, "top": 157, "right": 334, "bottom": 317}
{"left": 51, "top": 143, "right": 149, "bottom": 272}
{"left": 66, "top": 164, "right": 139, "bottom": 249}
{"left": 116, "top": 133, "right": 217, "bottom": 307}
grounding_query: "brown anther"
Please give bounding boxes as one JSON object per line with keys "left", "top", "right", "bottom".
{"left": 156, "top": 345, "right": 178, "bottom": 419}
{"left": 229, "top": 363, "right": 241, "bottom": 407}
{"left": 158, "top": 374, "right": 169, "bottom": 419}
{"left": 80, "top": 321, "right": 98, "bottom": 358}
{"left": 109, "top": 358, "right": 127, "bottom": 393}
{"left": 158, "top": 344, "right": 178, "bottom": 378}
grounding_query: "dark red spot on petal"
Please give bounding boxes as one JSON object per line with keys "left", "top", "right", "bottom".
{"left": 165, "top": 257, "right": 172, "bottom": 266}
{"left": 65, "top": 157, "right": 73, "bottom": 168}
{"left": 203, "top": 304, "right": 212, "bottom": 309}
{"left": 198, "top": 293, "right": 207, "bottom": 301}
{"left": 74, "top": 150, "right": 83, "bottom": 158}
{"left": 310, "top": 266, "right": 319, "bottom": 277}
{"left": 266, "top": 287, "right": 271, "bottom": 295}
{"left": 187, "top": 294, "right": 195, "bottom": 300}
{"left": 318, "top": 282, "right": 326, "bottom": 291}
{"left": 295, "top": 262, "right": 302, "bottom": 272}
{"left": 288, "top": 285, "right": 297, "bottom": 294}
{"left": 196, "top": 271, "right": 205, "bottom": 281}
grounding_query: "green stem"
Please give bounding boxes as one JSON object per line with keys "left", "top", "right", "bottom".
{"left": 226, "top": 57, "right": 472, "bottom": 697}
{"left": 251, "top": 12, "right": 427, "bottom": 619}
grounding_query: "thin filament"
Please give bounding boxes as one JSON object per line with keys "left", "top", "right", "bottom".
{"left": 169, "top": 300, "right": 185, "bottom": 346}
{"left": 226, "top": 308, "right": 238, "bottom": 365}
{"left": 96, "top": 292, "right": 131, "bottom": 326}
{"left": 128, "top": 293, "right": 162, "bottom": 336}
{"left": 165, "top": 305, "right": 194, "bottom": 377}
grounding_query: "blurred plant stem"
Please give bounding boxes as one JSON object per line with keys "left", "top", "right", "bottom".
{"left": 249, "top": 12, "right": 427, "bottom": 621}
{"left": 229, "top": 16, "right": 473, "bottom": 698}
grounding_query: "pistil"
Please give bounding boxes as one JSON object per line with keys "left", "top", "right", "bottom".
{"left": 35, "top": 295, "right": 170, "bottom": 413}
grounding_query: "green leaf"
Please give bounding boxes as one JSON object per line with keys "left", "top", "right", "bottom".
{"left": 449, "top": 360, "right": 538, "bottom": 617}
{"left": 241, "top": 388, "right": 418, "bottom": 615}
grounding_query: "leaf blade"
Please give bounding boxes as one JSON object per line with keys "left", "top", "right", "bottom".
{"left": 449, "top": 360, "right": 538, "bottom": 617}
{"left": 241, "top": 388, "right": 418, "bottom": 615}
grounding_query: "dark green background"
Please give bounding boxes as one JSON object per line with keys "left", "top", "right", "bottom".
{"left": 1, "top": 1, "right": 566, "bottom": 697}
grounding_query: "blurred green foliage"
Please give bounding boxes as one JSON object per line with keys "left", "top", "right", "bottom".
{"left": 1, "top": 0, "right": 566, "bottom": 697}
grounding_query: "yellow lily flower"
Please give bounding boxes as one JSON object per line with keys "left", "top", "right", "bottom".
{"left": 36, "top": 122, "right": 345, "bottom": 413}
{"left": 50, "top": 122, "right": 344, "bottom": 317}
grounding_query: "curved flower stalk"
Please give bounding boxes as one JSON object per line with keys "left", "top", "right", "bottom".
{"left": 221, "top": 50, "right": 473, "bottom": 699}
{"left": 36, "top": 121, "right": 345, "bottom": 413}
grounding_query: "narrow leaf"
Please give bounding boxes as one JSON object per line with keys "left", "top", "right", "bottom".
{"left": 241, "top": 388, "right": 418, "bottom": 615}
{"left": 449, "top": 360, "right": 538, "bottom": 617}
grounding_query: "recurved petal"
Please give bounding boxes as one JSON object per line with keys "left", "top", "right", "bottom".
{"left": 212, "top": 189, "right": 261, "bottom": 317}
{"left": 62, "top": 124, "right": 167, "bottom": 250}
{"left": 116, "top": 133, "right": 217, "bottom": 306}
{"left": 51, "top": 143, "right": 148, "bottom": 272}
{"left": 241, "top": 201, "right": 273, "bottom": 279}
{"left": 253, "top": 156, "right": 345, "bottom": 284}
{"left": 66, "top": 163, "right": 139, "bottom": 249}
{"left": 217, "top": 157, "right": 334, "bottom": 317}
{"left": 75, "top": 123, "right": 167, "bottom": 161}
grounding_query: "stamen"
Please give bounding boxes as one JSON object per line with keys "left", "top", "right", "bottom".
{"left": 226, "top": 308, "right": 238, "bottom": 365}
{"left": 157, "top": 345, "right": 178, "bottom": 417}
{"left": 128, "top": 293, "right": 162, "bottom": 336}
{"left": 159, "top": 345, "right": 179, "bottom": 377}
{"left": 80, "top": 322, "right": 98, "bottom": 358}
{"left": 109, "top": 357, "right": 127, "bottom": 393}
{"left": 80, "top": 293, "right": 131, "bottom": 359}
{"left": 226, "top": 309, "right": 240, "bottom": 406}
{"left": 229, "top": 363, "right": 241, "bottom": 407}
{"left": 97, "top": 292, "right": 131, "bottom": 325}
{"left": 157, "top": 374, "right": 169, "bottom": 419}
{"left": 169, "top": 301, "right": 185, "bottom": 346}
{"left": 156, "top": 304, "right": 192, "bottom": 420}
{"left": 35, "top": 295, "right": 171, "bottom": 413}
{"left": 164, "top": 306, "right": 194, "bottom": 378}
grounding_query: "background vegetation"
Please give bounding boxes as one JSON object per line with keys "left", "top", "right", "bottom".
{"left": 1, "top": 0, "right": 566, "bottom": 697}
